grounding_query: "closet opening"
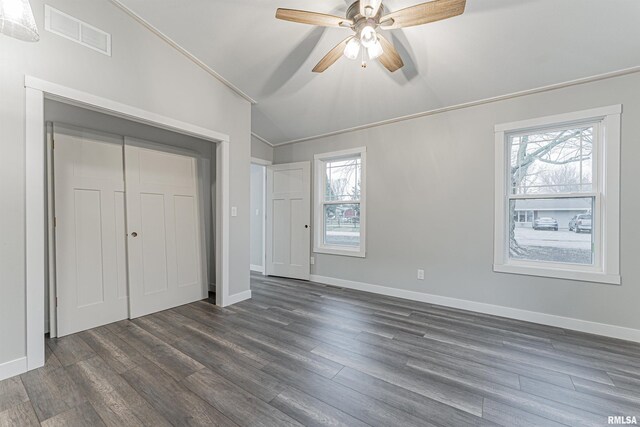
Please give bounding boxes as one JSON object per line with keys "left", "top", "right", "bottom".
{"left": 44, "top": 100, "right": 218, "bottom": 337}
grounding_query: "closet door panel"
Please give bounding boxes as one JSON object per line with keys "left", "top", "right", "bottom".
{"left": 125, "top": 139, "right": 206, "bottom": 318}
{"left": 53, "top": 125, "right": 128, "bottom": 337}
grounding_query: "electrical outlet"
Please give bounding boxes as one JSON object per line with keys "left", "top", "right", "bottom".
{"left": 310, "top": 257, "right": 315, "bottom": 265}
{"left": 417, "top": 269, "right": 425, "bottom": 280}
{"left": 231, "top": 206, "right": 237, "bottom": 217}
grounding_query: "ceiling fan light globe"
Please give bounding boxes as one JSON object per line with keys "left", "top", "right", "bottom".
{"left": 360, "top": 25, "right": 377, "bottom": 48}
{"left": 367, "top": 39, "right": 383, "bottom": 60}
{"left": 343, "top": 37, "right": 361, "bottom": 60}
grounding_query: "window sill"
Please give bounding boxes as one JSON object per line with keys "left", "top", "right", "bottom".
{"left": 494, "top": 263, "right": 621, "bottom": 285}
{"left": 314, "top": 246, "right": 365, "bottom": 258}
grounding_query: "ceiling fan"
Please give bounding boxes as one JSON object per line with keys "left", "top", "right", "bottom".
{"left": 275, "top": 0, "right": 466, "bottom": 73}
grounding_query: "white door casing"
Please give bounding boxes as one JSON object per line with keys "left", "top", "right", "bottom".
{"left": 125, "top": 138, "right": 207, "bottom": 318}
{"left": 266, "top": 162, "right": 311, "bottom": 280}
{"left": 23, "top": 77, "right": 231, "bottom": 379}
{"left": 53, "top": 125, "right": 129, "bottom": 337}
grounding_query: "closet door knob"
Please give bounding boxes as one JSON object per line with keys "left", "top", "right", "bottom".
{"left": 131, "top": 232, "right": 138, "bottom": 237}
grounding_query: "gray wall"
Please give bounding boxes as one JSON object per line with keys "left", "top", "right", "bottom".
{"left": 250, "top": 164, "right": 265, "bottom": 270}
{"left": 251, "top": 135, "right": 274, "bottom": 162}
{"left": 0, "top": 0, "right": 251, "bottom": 368}
{"left": 274, "top": 71, "right": 640, "bottom": 332}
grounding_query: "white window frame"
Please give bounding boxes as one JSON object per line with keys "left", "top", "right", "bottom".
{"left": 314, "top": 147, "right": 367, "bottom": 258}
{"left": 494, "top": 105, "right": 621, "bottom": 285}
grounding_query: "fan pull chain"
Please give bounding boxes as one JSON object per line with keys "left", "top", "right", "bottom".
{"left": 361, "top": 47, "right": 367, "bottom": 69}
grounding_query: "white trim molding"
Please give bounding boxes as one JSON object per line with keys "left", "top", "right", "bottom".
{"left": 310, "top": 275, "right": 640, "bottom": 343}
{"left": 493, "top": 105, "right": 621, "bottom": 285}
{"left": 0, "top": 358, "right": 28, "bottom": 382}
{"left": 250, "top": 159, "right": 270, "bottom": 275}
{"left": 108, "top": 0, "right": 256, "bottom": 105}
{"left": 250, "top": 264, "right": 265, "bottom": 273}
{"left": 24, "top": 76, "right": 233, "bottom": 379}
{"left": 251, "top": 157, "right": 272, "bottom": 166}
{"left": 272, "top": 66, "right": 640, "bottom": 147}
{"left": 251, "top": 132, "right": 274, "bottom": 147}
{"left": 225, "top": 290, "right": 252, "bottom": 306}
{"left": 313, "top": 147, "right": 367, "bottom": 258}
{"left": 25, "top": 76, "right": 230, "bottom": 143}
{"left": 215, "top": 140, "right": 232, "bottom": 307}
{"left": 25, "top": 86, "right": 46, "bottom": 371}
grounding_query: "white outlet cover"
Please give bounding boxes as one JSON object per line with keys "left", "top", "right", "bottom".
{"left": 310, "top": 257, "right": 315, "bottom": 265}
{"left": 417, "top": 269, "right": 425, "bottom": 280}
{"left": 231, "top": 207, "right": 238, "bottom": 217}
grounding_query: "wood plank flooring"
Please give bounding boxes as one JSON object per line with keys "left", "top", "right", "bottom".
{"left": 2, "top": 273, "right": 639, "bottom": 426}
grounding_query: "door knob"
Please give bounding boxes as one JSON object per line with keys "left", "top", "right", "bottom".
{"left": 130, "top": 232, "right": 138, "bottom": 237}
{"left": 304, "top": 225, "right": 309, "bottom": 229}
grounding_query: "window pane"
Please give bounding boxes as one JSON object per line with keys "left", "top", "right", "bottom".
{"left": 510, "top": 126, "right": 593, "bottom": 195}
{"left": 509, "top": 198, "right": 594, "bottom": 265}
{"left": 325, "top": 157, "right": 361, "bottom": 202}
{"left": 324, "top": 203, "right": 360, "bottom": 247}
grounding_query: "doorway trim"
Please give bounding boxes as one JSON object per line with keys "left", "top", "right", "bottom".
{"left": 251, "top": 157, "right": 271, "bottom": 275}
{"left": 25, "top": 75, "right": 231, "bottom": 372}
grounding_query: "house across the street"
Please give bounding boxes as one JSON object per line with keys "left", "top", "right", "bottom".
{"left": 514, "top": 198, "right": 592, "bottom": 230}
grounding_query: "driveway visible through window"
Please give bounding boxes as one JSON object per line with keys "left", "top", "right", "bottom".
{"left": 508, "top": 126, "right": 595, "bottom": 265}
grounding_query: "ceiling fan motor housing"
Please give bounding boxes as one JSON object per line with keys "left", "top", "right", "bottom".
{"left": 275, "top": 0, "right": 466, "bottom": 73}
{"left": 347, "top": 0, "right": 384, "bottom": 31}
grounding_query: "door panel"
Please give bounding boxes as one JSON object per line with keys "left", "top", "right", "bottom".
{"left": 73, "top": 189, "right": 104, "bottom": 307}
{"left": 139, "top": 193, "right": 169, "bottom": 295}
{"left": 114, "top": 191, "right": 128, "bottom": 300}
{"left": 125, "top": 139, "right": 206, "bottom": 318}
{"left": 266, "top": 162, "right": 311, "bottom": 280}
{"left": 290, "top": 198, "right": 308, "bottom": 268}
{"left": 174, "top": 195, "right": 199, "bottom": 286}
{"left": 272, "top": 199, "right": 289, "bottom": 265}
{"left": 54, "top": 125, "right": 128, "bottom": 337}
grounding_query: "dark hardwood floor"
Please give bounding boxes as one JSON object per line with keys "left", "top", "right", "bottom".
{"left": 2, "top": 273, "right": 639, "bottom": 426}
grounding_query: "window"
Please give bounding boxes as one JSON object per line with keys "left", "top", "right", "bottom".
{"left": 494, "top": 106, "right": 621, "bottom": 284}
{"left": 314, "top": 147, "right": 366, "bottom": 257}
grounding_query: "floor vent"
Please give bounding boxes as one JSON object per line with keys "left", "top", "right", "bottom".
{"left": 44, "top": 5, "right": 111, "bottom": 56}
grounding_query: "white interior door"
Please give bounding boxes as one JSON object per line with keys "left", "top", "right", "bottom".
{"left": 266, "top": 162, "right": 311, "bottom": 280}
{"left": 53, "top": 125, "right": 129, "bottom": 337}
{"left": 125, "top": 139, "right": 207, "bottom": 318}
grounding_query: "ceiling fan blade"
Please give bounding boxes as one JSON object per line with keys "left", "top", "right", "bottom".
{"left": 276, "top": 9, "right": 353, "bottom": 27}
{"left": 380, "top": 0, "right": 466, "bottom": 29}
{"left": 377, "top": 34, "right": 404, "bottom": 72}
{"left": 313, "top": 37, "right": 353, "bottom": 73}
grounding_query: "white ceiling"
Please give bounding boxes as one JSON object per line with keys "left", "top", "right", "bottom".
{"left": 117, "top": 0, "right": 640, "bottom": 145}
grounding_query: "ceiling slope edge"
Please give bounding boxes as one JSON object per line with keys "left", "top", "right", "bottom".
{"left": 251, "top": 132, "right": 274, "bottom": 147}
{"left": 272, "top": 65, "right": 640, "bottom": 147}
{"left": 108, "top": 0, "right": 257, "bottom": 105}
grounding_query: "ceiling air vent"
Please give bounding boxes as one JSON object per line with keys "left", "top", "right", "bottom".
{"left": 44, "top": 5, "right": 111, "bottom": 56}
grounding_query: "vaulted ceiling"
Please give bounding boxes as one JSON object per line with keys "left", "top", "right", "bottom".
{"left": 117, "top": 0, "right": 640, "bottom": 145}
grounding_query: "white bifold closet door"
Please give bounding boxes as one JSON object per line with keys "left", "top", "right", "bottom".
{"left": 54, "top": 127, "right": 207, "bottom": 336}
{"left": 54, "top": 126, "right": 129, "bottom": 337}
{"left": 124, "top": 138, "right": 207, "bottom": 318}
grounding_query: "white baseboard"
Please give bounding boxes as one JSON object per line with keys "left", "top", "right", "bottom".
{"left": 250, "top": 264, "right": 264, "bottom": 273}
{"left": 226, "top": 290, "right": 252, "bottom": 305}
{"left": 310, "top": 274, "right": 640, "bottom": 343}
{"left": 0, "top": 357, "right": 27, "bottom": 382}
